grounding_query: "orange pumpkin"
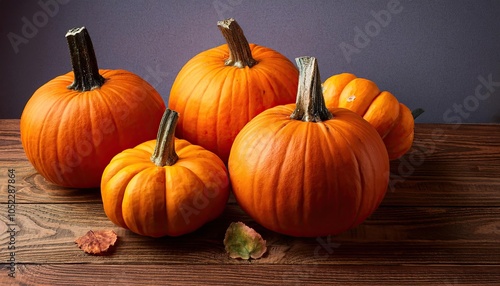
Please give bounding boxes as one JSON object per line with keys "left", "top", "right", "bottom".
{"left": 322, "top": 73, "right": 414, "bottom": 159}
{"left": 228, "top": 57, "right": 389, "bottom": 237}
{"left": 168, "top": 18, "right": 299, "bottom": 163}
{"left": 101, "top": 109, "right": 230, "bottom": 237}
{"left": 20, "top": 27, "right": 166, "bottom": 188}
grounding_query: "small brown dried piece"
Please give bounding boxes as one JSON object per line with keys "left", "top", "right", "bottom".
{"left": 75, "top": 230, "right": 117, "bottom": 255}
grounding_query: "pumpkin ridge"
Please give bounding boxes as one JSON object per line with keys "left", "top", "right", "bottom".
{"left": 176, "top": 165, "right": 217, "bottom": 215}
{"left": 33, "top": 113, "right": 50, "bottom": 181}
{"left": 362, "top": 91, "right": 400, "bottom": 139}
{"left": 105, "top": 162, "right": 152, "bottom": 228}
{"left": 318, "top": 121, "right": 342, "bottom": 228}
{"left": 169, "top": 166, "right": 207, "bottom": 234}
{"left": 173, "top": 67, "right": 205, "bottom": 136}
{"left": 120, "top": 167, "right": 161, "bottom": 235}
{"left": 272, "top": 120, "right": 302, "bottom": 231}
{"left": 124, "top": 145, "right": 156, "bottom": 161}
{"left": 338, "top": 78, "right": 380, "bottom": 116}
{"left": 243, "top": 65, "right": 252, "bottom": 127}
{"left": 86, "top": 88, "right": 101, "bottom": 150}
{"left": 166, "top": 161, "right": 227, "bottom": 235}
{"left": 236, "top": 117, "right": 279, "bottom": 226}
{"left": 56, "top": 95, "right": 83, "bottom": 184}
{"left": 245, "top": 125, "right": 269, "bottom": 222}
{"left": 322, "top": 117, "right": 362, "bottom": 233}
{"left": 253, "top": 65, "right": 282, "bottom": 108}
{"left": 265, "top": 123, "right": 282, "bottom": 229}
{"left": 32, "top": 90, "right": 69, "bottom": 183}
{"left": 350, "top": 147, "right": 367, "bottom": 231}
{"left": 358, "top": 82, "right": 380, "bottom": 116}
{"left": 340, "top": 115, "right": 389, "bottom": 226}
{"left": 97, "top": 86, "right": 121, "bottom": 147}
{"left": 253, "top": 60, "right": 297, "bottom": 103}
{"left": 203, "top": 67, "right": 227, "bottom": 156}
{"left": 191, "top": 66, "right": 229, "bottom": 147}
{"left": 300, "top": 122, "right": 312, "bottom": 228}
{"left": 322, "top": 73, "right": 357, "bottom": 108}
{"left": 100, "top": 81, "right": 141, "bottom": 146}
{"left": 163, "top": 169, "right": 172, "bottom": 235}
{"left": 219, "top": 66, "right": 239, "bottom": 157}
{"left": 257, "top": 56, "right": 298, "bottom": 81}
{"left": 329, "top": 119, "right": 365, "bottom": 232}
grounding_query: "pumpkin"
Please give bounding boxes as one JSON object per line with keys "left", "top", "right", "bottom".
{"left": 101, "top": 109, "right": 230, "bottom": 237}
{"left": 20, "top": 27, "right": 166, "bottom": 188}
{"left": 168, "top": 18, "right": 299, "bottom": 163}
{"left": 228, "top": 57, "right": 389, "bottom": 237}
{"left": 322, "top": 73, "right": 414, "bottom": 159}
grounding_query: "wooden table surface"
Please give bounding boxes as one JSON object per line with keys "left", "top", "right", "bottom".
{"left": 0, "top": 119, "right": 499, "bottom": 285}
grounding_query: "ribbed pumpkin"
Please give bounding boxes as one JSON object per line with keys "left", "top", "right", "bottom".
{"left": 168, "top": 18, "right": 298, "bottom": 163}
{"left": 20, "top": 27, "right": 166, "bottom": 188}
{"left": 101, "top": 109, "right": 230, "bottom": 237}
{"left": 322, "top": 73, "right": 413, "bottom": 159}
{"left": 228, "top": 57, "right": 390, "bottom": 237}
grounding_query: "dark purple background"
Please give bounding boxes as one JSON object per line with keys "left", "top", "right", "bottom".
{"left": 1, "top": 0, "right": 500, "bottom": 123}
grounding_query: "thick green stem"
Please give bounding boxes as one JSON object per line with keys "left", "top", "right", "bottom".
{"left": 217, "top": 18, "right": 257, "bottom": 68}
{"left": 150, "top": 109, "right": 179, "bottom": 167}
{"left": 65, "top": 27, "right": 105, "bottom": 91}
{"left": 290, "top": 57, "right": 333, "bottom": 122}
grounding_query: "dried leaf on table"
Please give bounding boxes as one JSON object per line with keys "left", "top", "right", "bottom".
{"left": 75, "top": 230, "right": 117, "bottom": 255}
{"left": 224, "top": 222, "right": 267, "bottom": 260}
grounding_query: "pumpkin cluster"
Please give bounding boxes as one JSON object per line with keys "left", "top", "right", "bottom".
{"left": 22, "top": 18, "right": 417, "bottom": 238}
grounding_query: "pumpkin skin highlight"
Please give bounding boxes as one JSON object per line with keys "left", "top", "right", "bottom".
{"left": 168, "top": 19, "right": 298, "bottom": 163}
{"left": 228, "top": 57, "right": 390, "bottom": 237}
{"left": 322, "top": 73, "right": 414, "bottom": 160}
{"left": 20, "top": 28, "right": 165, "bottom": 188}
{"left": 101, "top": 110, "right": 230, "bottom": 237}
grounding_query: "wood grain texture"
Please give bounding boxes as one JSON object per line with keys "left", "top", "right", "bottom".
{"left": 0, "top": 119, "right": 24, "bottom": 162}
{"left": 0, "top": 204, "right": 498, "bottom": 265}
{"left": 1, "top": 264, "right": 499, "bottom": 286}
{"left": 1, "top": 120, "right": 500, "bottom": 285}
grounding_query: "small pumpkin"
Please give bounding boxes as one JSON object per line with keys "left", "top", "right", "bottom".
{"left": 20, "top": 27, "right": 166, "bottom": 188}
{"left": 322, "top": 73, "right": 414, "bottom": 160}
{"left": 228, "top": 57, "right": 389, "bottom": 237}
{"left": 101, "top": 109, "right": 230, "bottom": 237}
{"left": 168, "top": 18, "right": 299, "bottom": 163}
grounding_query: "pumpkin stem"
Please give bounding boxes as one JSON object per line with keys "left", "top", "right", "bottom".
{"left": 151, "top": 109, "right": 179, "bottom": 167}
{"left": 217, "top": 18, "right": 257, "bottom": 68}
{"left": 290, "top": 57, "right": 333, "bottom": 122}
{"left": 65, "top": 27, "right": 105, "bottom": 91}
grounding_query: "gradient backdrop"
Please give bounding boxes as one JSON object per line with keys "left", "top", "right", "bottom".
{"left": 1, "top": 0, "right": 500, "bottom": 123}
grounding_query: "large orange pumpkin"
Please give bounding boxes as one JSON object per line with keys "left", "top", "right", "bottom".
{"left": 101, "top": 109, "right": 230, "bottom": 237}
{"left": 322, "top": 73, "right": 414, "bottom": 159}
{"left": 228, "top": 57, "right": 390, "bottom": 237}
{"left": 168, "top": 18, "right": 299, "bottom": 163}
{"left": 20, "top": 27, "right": 166, "bottom": 188}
